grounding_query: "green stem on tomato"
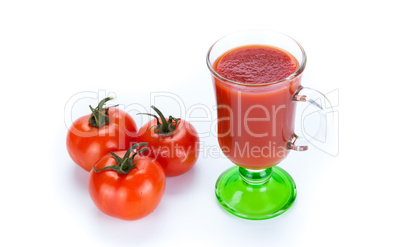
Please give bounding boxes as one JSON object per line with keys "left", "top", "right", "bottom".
{"left": 137, "top": 105, "right": 181, "bottom": 134}
{"left": 93, "top": 142, "right": 148, "bottom": 175}
{"left": 150, "top": 106, "right": 170, "bottom": 133}
{"left": 88, "top": 97, "right": 116, "bottom": 128}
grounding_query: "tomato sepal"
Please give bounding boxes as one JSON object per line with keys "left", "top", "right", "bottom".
{"left": 92, "top": 142, "right": 148, "bottom": 175}
{"left": 137, "top": 105, "right": 180, "bottom": 134}
{"left": 88, "top": 97, "right": 118, "bottom": 128}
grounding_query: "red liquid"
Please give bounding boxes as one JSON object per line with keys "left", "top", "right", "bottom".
{"left": 213, "top": 45, "right": 301, "bottom": 169}
{"left": 216, "top": 45, "right": 298, "bottom": 84}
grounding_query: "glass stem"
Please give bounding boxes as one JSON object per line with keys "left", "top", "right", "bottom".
{"left": 239, "top": 167, "right": 273, "bottom": 185}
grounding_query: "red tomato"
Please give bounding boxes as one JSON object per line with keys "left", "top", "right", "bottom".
{"left": 136, "top": 106, "right": 200, "bottom": 177}
{"left": 88, "top": 144, "right": 166, "bottom": 221}
{"left": 66, "top": 97, "right": 137, "bottom": 172}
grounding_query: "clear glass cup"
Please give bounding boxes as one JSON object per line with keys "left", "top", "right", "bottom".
{"left": 207, "top": 30, "right": 331, "bottom": 220}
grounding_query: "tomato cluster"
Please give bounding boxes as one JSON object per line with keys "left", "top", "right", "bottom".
{"left": 66, "top": 97, "right": 200, "bottom": 220}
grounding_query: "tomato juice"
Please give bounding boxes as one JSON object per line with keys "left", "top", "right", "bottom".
{"left": 212, "top": 45, "right": 301, "bottom": 169}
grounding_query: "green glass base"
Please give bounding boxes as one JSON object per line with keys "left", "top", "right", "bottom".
{"left": 215, "top": 166, "right": 297, "bottom": 220}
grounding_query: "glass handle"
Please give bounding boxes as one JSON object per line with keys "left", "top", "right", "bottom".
{"left": 289, "top": 86, "right": 333, "bottom": 151}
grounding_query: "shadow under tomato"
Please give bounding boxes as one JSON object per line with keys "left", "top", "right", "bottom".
{"left": 164, "top": 165, "right": 198, "bottom": 196}
{"left": 72, "top": 164, "right": 90, "bottom": 191}
{"left": 89, "top": 205, "right": 166, "bottom": 246}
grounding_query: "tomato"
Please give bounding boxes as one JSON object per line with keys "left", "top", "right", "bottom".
{"left": 66, "top": 97, "right": 137, "bottom": 172}
{"left": 136, "top": 106, "right": 199, "bottom": 177}
{"left": 88, "top": 143, "right": 166, "bottom": 221}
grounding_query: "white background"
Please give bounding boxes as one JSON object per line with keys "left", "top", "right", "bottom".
{"left": 1, "top": 0, "right": 401, "bottom": 246}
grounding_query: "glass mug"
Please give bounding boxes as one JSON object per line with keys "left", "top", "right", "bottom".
{"left": 207, "top": 30, "right": 330, "bottom": 220}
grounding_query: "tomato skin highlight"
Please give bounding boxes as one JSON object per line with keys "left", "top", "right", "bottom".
{"left": 88, "top": 151, "right": 166, "bottom": 221}
{"left": 136, "top": 118, "right": 200, "bottom": 177}
{"left": 66, "top": 108, "right": 137, "bottom": 172}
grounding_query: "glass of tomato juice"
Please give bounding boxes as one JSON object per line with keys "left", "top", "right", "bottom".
{"left": 207, "top": 30, "right": 330, "bottom": 220}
